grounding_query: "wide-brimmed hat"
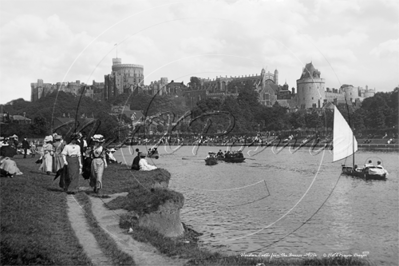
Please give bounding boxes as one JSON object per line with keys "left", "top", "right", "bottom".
{"left": 109, "top": 148, "right": 116, "bottom": 152}
{"left": 44, "top": 135, "right": 53, "bottom": 143}
{"left": 91, "top": 134, "right": 105, "bottom": 143}
{"left": 140, "top": 152, "right": 146, "bottom": 158}
{"left": 10, "top": 134, "right": 18, "bottom": 139}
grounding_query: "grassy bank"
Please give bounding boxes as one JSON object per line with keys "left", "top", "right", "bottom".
{"left": 0, "top": 157, "right": 91, "bottom": 265}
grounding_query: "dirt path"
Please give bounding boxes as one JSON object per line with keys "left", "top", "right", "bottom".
{"left": 67, "top": 195, "right": 115, "bottom": 266}
{"left": 89, "top": 192, "right": 187, "bottom": 266}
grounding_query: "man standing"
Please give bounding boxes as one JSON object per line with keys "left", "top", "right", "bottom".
{"left": 22, "top": 137, "right": 30, "bottom": 159}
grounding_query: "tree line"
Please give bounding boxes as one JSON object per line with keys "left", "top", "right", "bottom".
{"left": 1, "top": 85, "right": 397, "bottom": 140}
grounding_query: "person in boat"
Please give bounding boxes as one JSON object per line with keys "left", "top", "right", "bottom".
{"left": 148, "top": 147, "right": 158, "bottom": 157}
{"left": 131, "top": 149, "right": 141, "bottom": 170}
{"left": 376, "top": 161, "right": 384, "bottom": 169}
{"left": 139, "top": 153, "right": 157, "bottom": 171}
{"left": 216, "top": 149, "right": 223, "bottom": 157}
{"left": 206, "top": 152, "right": 216, "bottom": 159}
{"left": 364, "top": 160, "right": 373, "bottom": 168}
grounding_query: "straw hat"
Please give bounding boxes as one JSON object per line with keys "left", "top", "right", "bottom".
{"left": 91, "top": 134, "right": 105, "bottom": 143}
{"left": 44, "top": 135, "right": 53, "bottom": 143}
{"left": 109, "top": 148, "right": 116, "bottom": 153}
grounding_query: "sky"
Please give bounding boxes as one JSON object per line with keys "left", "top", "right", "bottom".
{"left": 0, "top": 0, "right": 398, "bottom": 104}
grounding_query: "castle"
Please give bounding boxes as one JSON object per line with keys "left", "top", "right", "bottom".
{"left": 30, "top": 58, "right": 375, "bottom": 110}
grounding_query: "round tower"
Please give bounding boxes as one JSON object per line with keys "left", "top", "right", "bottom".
{"left": 341, "top": 85, "right": 358, "bottom": 103}
{"left": 296, "top": 62, "right": 325, "bottom": 109}
{"left": 274, "top": 69, "right": 279, "bottom": 85}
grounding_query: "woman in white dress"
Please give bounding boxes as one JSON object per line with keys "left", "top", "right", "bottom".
{"left": 39, "top": 135, "right": 53, "bottom": 175}
{"left": 90, "top": 134, "right": 107, "bottom": 193}
{"left": 139, "top": 153, "right": 157, "bottom": 171}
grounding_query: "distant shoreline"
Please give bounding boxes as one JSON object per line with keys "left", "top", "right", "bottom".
{"left": 113, "top": 142, "right": 399, "bottom": 151}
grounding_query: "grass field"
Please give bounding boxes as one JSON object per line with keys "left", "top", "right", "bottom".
{"left": 0, "top": 157, "right": 91, "bottom": 265}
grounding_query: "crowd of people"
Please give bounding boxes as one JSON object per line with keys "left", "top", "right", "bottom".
{"left": 0, "top": 132, "right": 121, "bottom": 194}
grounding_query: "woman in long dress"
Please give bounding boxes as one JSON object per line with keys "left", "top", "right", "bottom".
{"left": 39, "top": 136, "right": 54, "bottom": 175}
{"left": 89, "top": 134, "right": 107, "bottom": 193}
{"left": 61, "top": 133, "right": 82, "bottom": 194}
{"left": 52, "top": 135, "right": 65, "bottom": 174}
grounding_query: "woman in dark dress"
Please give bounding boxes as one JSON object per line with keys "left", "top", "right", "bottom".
{"left": 61, "top": 133, "right": 82, "bottom": 194}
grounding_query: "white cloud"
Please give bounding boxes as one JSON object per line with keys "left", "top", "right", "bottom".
{"left": 370, "top": 38, "right": 399, "bottom": 58}
{"left": 0, "top": 0, "right": 397, "bottom": 104}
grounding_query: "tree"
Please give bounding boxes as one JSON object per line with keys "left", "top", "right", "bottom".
{"left": 188, "top": 77, "right": 201, "bottom": 89}
{"left": 30, "top": 116, "right": 48, "bottom": 136}
{"left": 305, "top": 111, "right": 322, "bottom": 130}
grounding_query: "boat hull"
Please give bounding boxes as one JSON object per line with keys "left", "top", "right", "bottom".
{"left": 147, "top": 151, "right": 159, "bottom": 159}
{"left": 342, "top": 166, "right": 387, "bottom": 180}
{"left": 223, "top": 157, "right": 246, "bottom": 163}
{"left": 205, "top": 158, "right": 218, "bottom": 165}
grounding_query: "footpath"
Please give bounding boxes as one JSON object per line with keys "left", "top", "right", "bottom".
{"left": 67, "top": 190, "right": 186, "bottom": 266}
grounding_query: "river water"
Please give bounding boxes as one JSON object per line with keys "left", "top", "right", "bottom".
{"left": 114, "top": 145, "right": 398, "bottom": 265}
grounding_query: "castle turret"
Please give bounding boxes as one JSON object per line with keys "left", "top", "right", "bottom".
{"left": 296, "top": 62, "right": 325, "bottom": 109}
{"left": 274, "top": 69, "right": 279, "bottom": 85}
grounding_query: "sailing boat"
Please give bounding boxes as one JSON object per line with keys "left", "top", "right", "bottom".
{"left": 333, "top": 105, "right": 387, "bottom": 180}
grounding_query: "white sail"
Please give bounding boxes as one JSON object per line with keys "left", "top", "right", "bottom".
{"left": 333, "top": 105, "right": 358, "bottom": 162}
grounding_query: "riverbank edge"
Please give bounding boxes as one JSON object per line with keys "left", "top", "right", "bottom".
{"left": 88, "top": 163, "right": 372, "bottom": 266}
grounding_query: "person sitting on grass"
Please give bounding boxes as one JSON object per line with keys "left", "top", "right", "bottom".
{"left": 131, "top": 149, "right": 141, "bottom": 170}
{"left": 139, "top": 153, "right": 157, "bottom": 171}
{"left": 0, "top": 156, "right": 23, "bottom": 178}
